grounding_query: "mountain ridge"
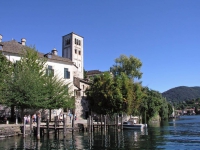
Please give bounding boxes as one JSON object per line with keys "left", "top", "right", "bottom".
{"left": 162, "top": 86, "right": 200, "bottom": 102}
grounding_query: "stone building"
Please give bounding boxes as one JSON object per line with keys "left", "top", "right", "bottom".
{"left": 0, "top": 32, "right": 89, "bottom": 120}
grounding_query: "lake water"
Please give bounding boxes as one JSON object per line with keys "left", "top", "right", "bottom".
{"left": 0, "top": 115, "right": 200, "bottom": 149}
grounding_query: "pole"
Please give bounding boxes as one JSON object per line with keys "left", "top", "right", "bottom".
{"left": 37, "top": 114, "right": 41, "bottom": 140}
{"left": 16, "top": 110, "right": 18, "bottom": 124}
{"left": 104, "top": 115, "right": 106, "bottom": 131}
{"left": 47, "top": 118, "right": 49, "bottom": 138}
{"left": 121, "top": 113, "right": 123, "bottom": 130}
{"left": 117, "top": 114, "right": 119, "bottom": 130}
{"left": 89, "top": 115, "right": 91, "bottom": 133}
{"left": 100, "top": 114, "right": 103, "bottom": 131}
{"left": 30, "top": 116, "right": 33, "bottom": 136}
{"left": 63, "top": 114, "right": 66, "bottom": 138}
{"left": 91, "top": 116, "right": 93, "bottom": 132}
{"left": 23, "top": 117, "right": 26, "bottom": 138}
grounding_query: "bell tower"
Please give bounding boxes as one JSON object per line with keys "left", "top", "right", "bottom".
{"left": 62, "top": 32, "right": 84, "bottom": 79}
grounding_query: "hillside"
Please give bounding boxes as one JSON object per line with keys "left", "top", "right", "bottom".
{"left": 162, "top": 86, "right": 200, "bottom": 102}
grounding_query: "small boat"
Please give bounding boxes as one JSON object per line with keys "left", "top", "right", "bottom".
{"left": 123, "top": 117, "right": 147, "bottom": 130}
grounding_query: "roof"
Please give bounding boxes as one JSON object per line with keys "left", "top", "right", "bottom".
{"left": 0, "top": 40, "right": 73, "bottom": 65}
{"left": 86, "top": 70, "right": 102, "bottom": 76}
{"left": 62, "top": 32, "right": 84, "bottom": 38}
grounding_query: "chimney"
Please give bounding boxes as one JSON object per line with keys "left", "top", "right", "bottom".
{"left": 0, "top": 34, "right": 2, "bottom": 42}
{"left": 21, "top": 38, "right": 26, "bottom": 46}
{"left": 51, "top": 48, "right": 58, "bottom": 56}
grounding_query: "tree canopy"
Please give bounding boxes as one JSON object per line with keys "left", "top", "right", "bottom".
{"left": 0, "top": 51, "right": 13, "bottom": 103}
{"left": 2, "top": 46, "right": 74, "bottom": 114}
{"left": 86, "top": 54, "right": 172, "bottom": 122}
{"left": 110, "top": 54, "right": 143, "bottom": 80}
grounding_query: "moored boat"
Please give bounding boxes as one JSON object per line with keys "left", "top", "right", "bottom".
{"left": 123, "top": 117, "right": 147, "bottom": 130}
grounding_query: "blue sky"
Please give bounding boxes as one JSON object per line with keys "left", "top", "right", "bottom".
{"left": 1, "top": 0, "right": 200, "bottom": 93}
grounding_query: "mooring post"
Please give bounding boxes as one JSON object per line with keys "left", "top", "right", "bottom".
{"left": 117, "top": 114, "right": 119, "bottom": 129}
{"left": 115, "top": 115, "right": 117, "bottom": 129}
{"left": 63, "top": 114, "right": 66, "bottom": 138}
{"left": 23, "top": 117, "right": 26, "bottom": 138}
{"left": 54, "top": 116, "right": 56, "bottom": 129}
{"left": 30, "top": 116, "right": 33, "bottom": 136}
{"left": 91, "top": 116, "right": 93, "bottom": 132}
{"left": 89, "top": 115, "right": 91, "bottom": 133}
{"left": 121, "top": 113, "right": 123, "bottom": 130}
{"left": 100, "top": 114, "right": 103, "bottom": 130}
{"left": 37, "top": 114, "right": 41, "bottom": 140}
{"left": 72, "top": 114, "right": 74, "bottom": 129}
{"left": 104, "top": 115, "right": 106, "bottom": 131}
{"left": 47, "top": 118, "right": 49, "bottom": 137}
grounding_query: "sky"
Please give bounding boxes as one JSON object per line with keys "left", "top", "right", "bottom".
{"left": 1, "top": 0, "right": 200, "bottom": 93}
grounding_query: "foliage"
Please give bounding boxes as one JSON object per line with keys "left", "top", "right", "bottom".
{"left": 5, "top": 46, "right": 74, "bottom": 112}
{"left": 143, "top": 87, "right": 170, "bottom": 121}
{"left": 168, "top": 103, "right": 173, "bottom": 117}
{"left": 162, "top": 86, "right": 200, "bottom": 103}
{"left": 6, "top": 46, "right": 47, "bottom": 110}
{"left": 0, "top": 51, "right": 13, "bottom": 103}
{"left": 110, "top": 54, "right": 143, "bottom": 80}
{"left": 86, "top": 72, "right": 124, "bottom": 115}
{"left": 43, "top": 75, "right": 74, "bottom": 109}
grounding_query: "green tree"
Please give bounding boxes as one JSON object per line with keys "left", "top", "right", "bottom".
{"left": 159, "top": 98, "right": 169, "bottom": 120}
{"left": 110, "top": 54, "right": 143, "bottom": 80}
{"left": 6, "top": 46, "right": 47, "bottom": 115}
{"left": 168, "top": 103, "right": 173, "bottom": 117}
{"left": 0, "top": 51, "right": 13, "bottom": 103}
{"left": 86, "top": 72, "right": 124, "bottom": 115}
{"left": 6, "top": 46, "right": 75, "bottom": 117}
{"left": 143, "top": 88, "right": 163, "bottom": 121}
{"left": 43, "top": 75, "right": 75, "bottom": 119}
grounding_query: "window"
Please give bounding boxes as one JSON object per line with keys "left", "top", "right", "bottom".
{"left": 64, "top": 68, "right": 70, "bottom": 79}
{"left": 46, "top": 65, "right": 54, "bottom": 76}
{"left": 74, "top": 39, "right": 81, "bottom": 46}
{"left": 65, "top": 39, "right": 71, "bottom": 45}
{"left": 75, "top": 49, "right": 77, "bottom": 54}
{"left": 79, "top": 51, "right": 81, "bottom": 55}
{"left": 75, "top": 90, "right": 81, "bottom": 97}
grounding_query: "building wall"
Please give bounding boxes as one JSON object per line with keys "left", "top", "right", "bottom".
{"left": 1, "top": 33, "right": 89, "bottom": 120}
{"left": 62, "top": 33, "right": 84, "bottom": 79}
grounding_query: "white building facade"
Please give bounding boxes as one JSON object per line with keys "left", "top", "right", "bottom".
{"left": 0, "top": 33, "right": 89, "bottom": 120}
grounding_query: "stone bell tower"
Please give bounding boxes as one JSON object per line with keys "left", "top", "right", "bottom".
{"left": 62, "top": 32, "right": 84, "bottom": 79}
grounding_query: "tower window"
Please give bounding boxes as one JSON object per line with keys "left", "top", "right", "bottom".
{"left": 79, "top": 51, "right": 81, "bottom": 55}
{"left": 74, "top": 38, "right": 81, "bottom": 46}
{"left": 65, "top": 39, "right": 70, "bottom": 45}
{"left": 75, "top": 49, "right": 77, "bottom": 54}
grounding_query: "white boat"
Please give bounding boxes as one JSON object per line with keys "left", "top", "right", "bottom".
{"left": 123, "top": 117, "right": 147, "bottom": 130}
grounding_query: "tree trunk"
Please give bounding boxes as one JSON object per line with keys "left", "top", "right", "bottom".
{"left": 11, "top": 105, "right": 15, "bottom": 122}
{"left": 21, "top": 108, "right": 24, "bottom": 123}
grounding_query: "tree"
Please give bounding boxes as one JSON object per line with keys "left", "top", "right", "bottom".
{"left": 0, "top": 51, "right": 13, "bottom": 103}
{"left": 143, "top": 88, "right": 163, "bottom": 121}
{"left": 86, "top": 72, "right": 124, "bottom": 115}
{"left": 110, "top": 54, "right": 143, "bottom": 80}
{"left": 6, "top": 46, "right": 75, "bottom": 118}
{"left": 43, "top": 75, "right": 75, "bottom": 120}
{"left": 6, "top": 46, "right": 47, "bottom": 116}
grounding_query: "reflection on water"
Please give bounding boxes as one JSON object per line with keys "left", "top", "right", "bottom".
{"left": 0, "top": 128, "right": 148, "bottom": 150}
{"left": 1, "top": 115, "right": 200, "bottom": 149}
